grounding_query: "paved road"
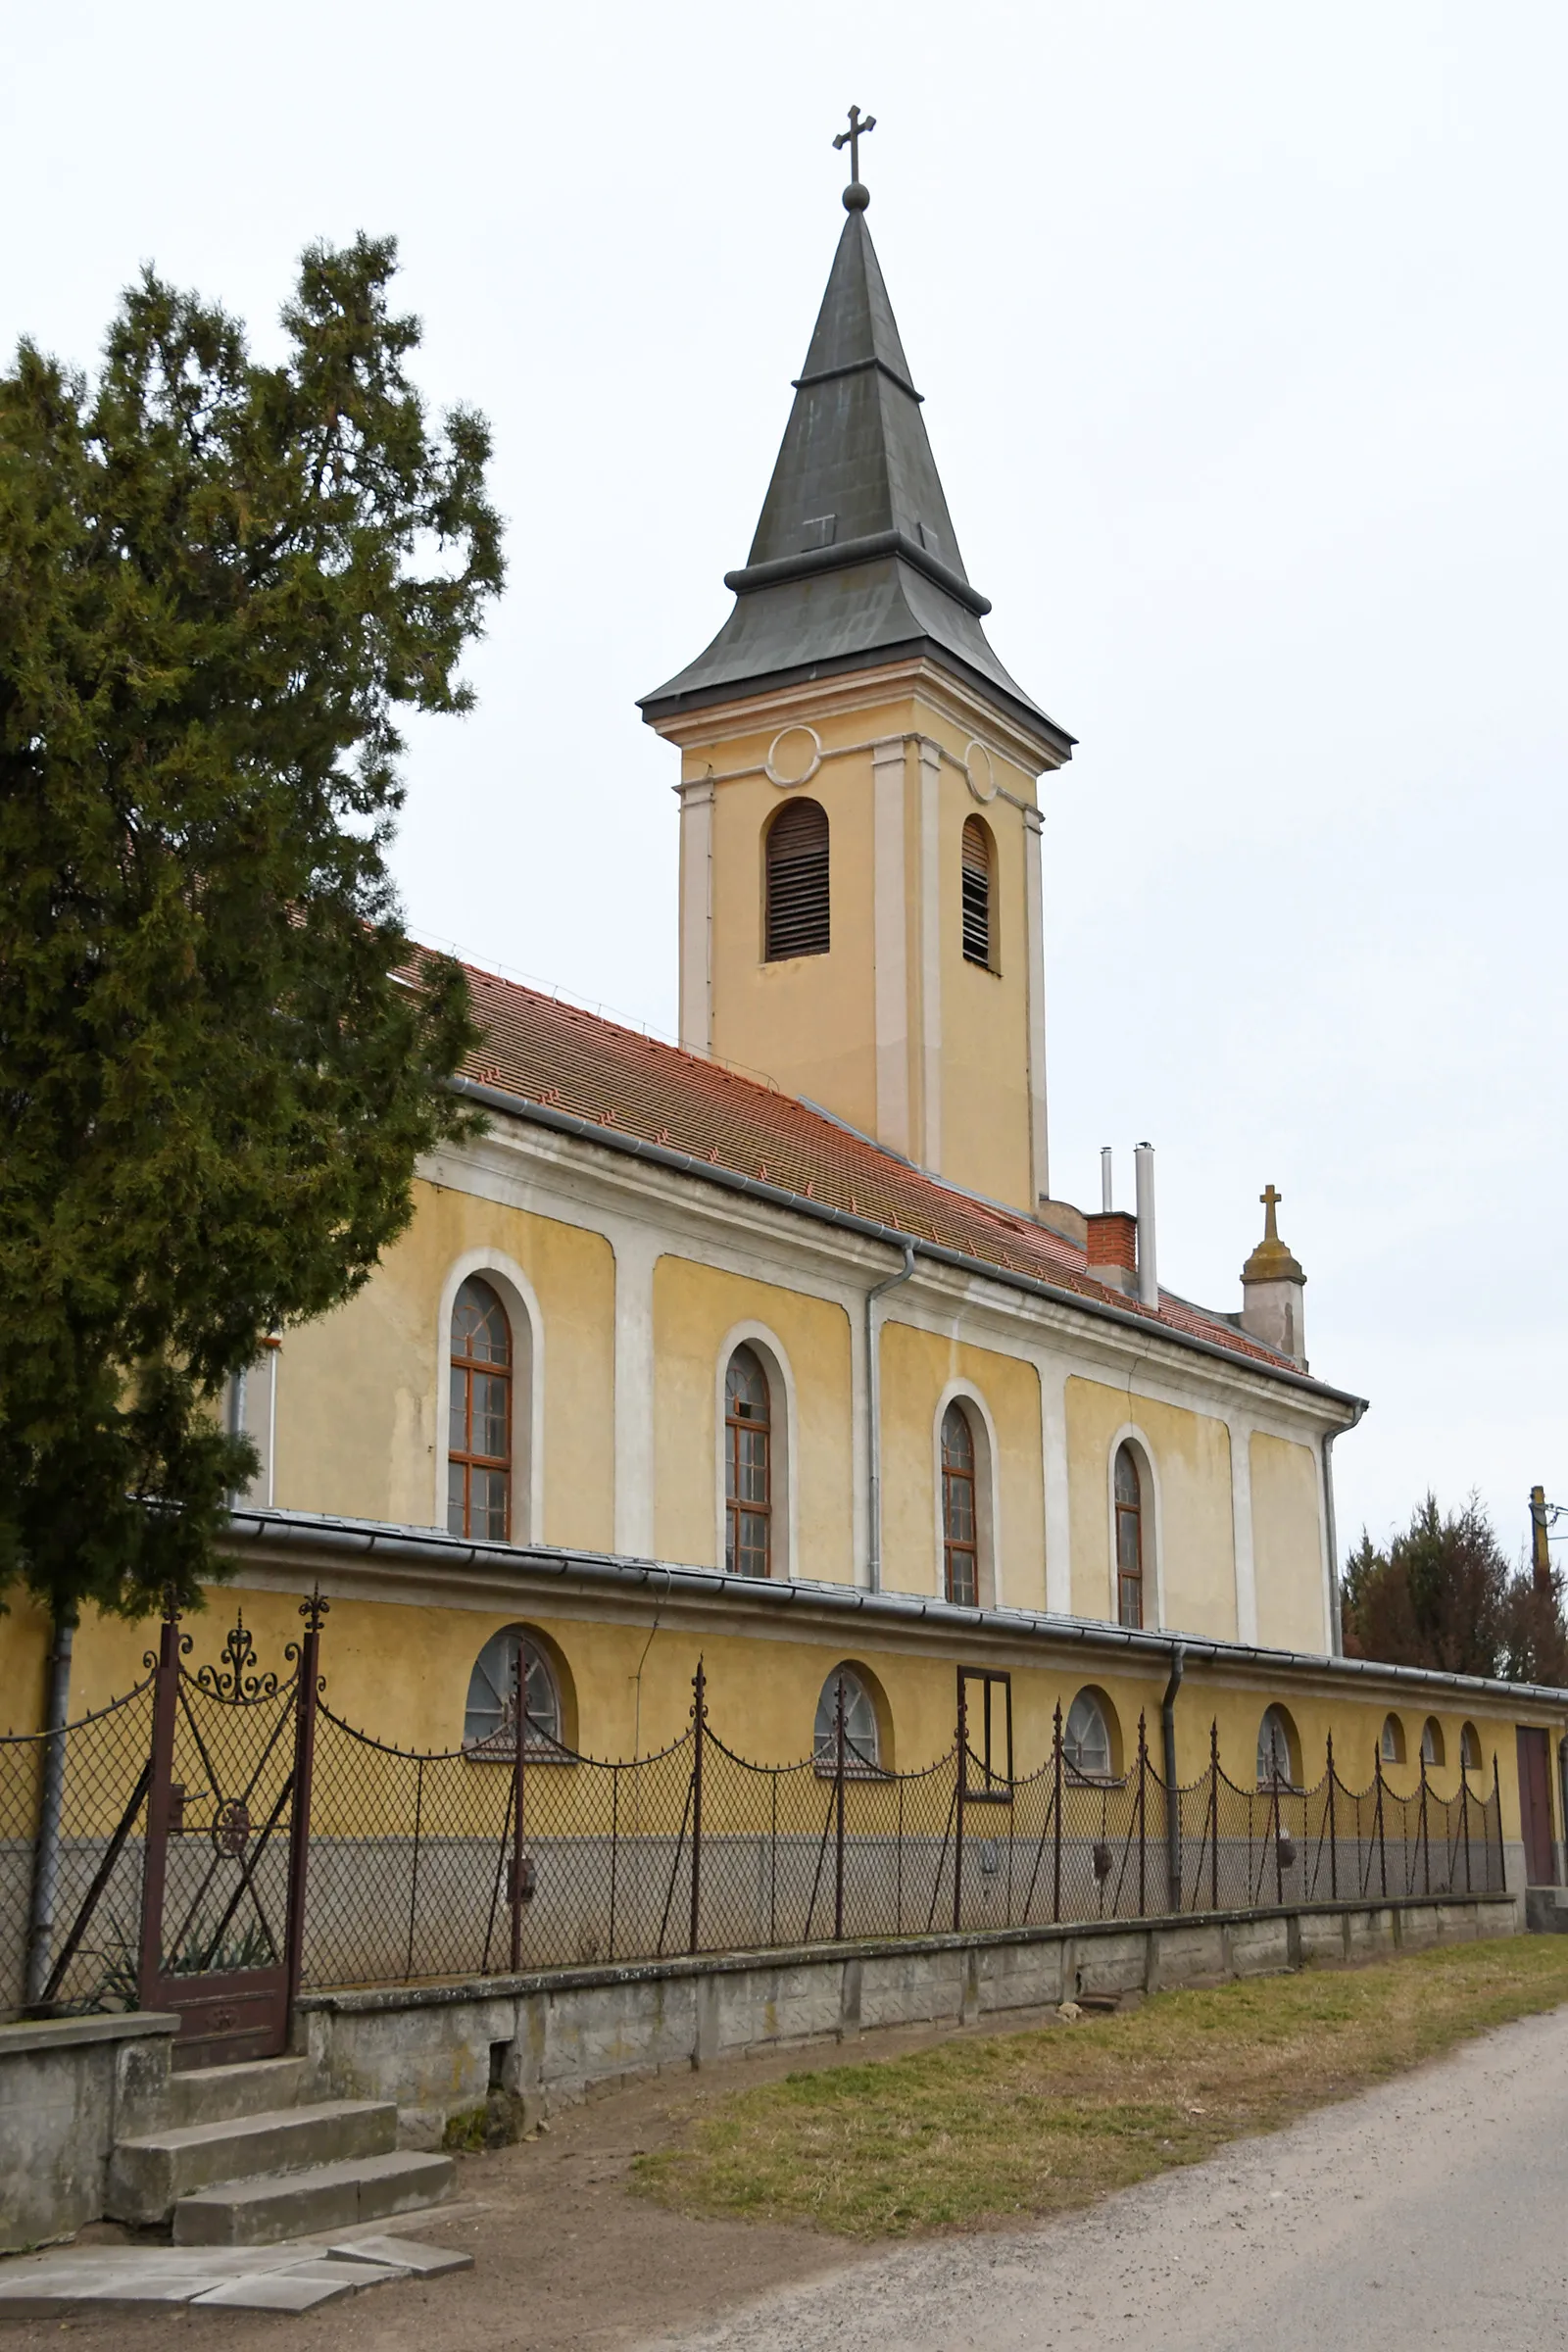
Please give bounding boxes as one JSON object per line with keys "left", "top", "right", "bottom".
{"left": 638, "top": 2005, "right": 1568, "bottom": 2352}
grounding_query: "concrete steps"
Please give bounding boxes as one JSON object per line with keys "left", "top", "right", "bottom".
{"left": 163, "top": 2054, "right": 316, "bottom": 2129}
{"left": 172, "top": 2150, "right": 457, "bottom": 2247}
{"left": 109, "top": 2097, "right": 400, "bottom": 2222}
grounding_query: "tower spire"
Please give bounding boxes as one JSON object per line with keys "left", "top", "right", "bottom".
{"left": 639, "top": 162, "right": 1071, "bottom": 760}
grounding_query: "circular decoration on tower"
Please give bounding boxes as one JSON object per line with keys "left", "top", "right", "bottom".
{"left": 765, "top": 724, "right": 822, "bottom": 789}
{"left": 963, "top": 740, "right": 998, "bottom": 804}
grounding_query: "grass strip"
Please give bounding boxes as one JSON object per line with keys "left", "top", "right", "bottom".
{"left": 634, "top": 1935, "right": 1568, "bottom": 2237}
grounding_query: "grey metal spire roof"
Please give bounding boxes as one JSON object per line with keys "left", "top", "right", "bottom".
{"left": 639, "top": 202, "right": 1074, "bottom": 761}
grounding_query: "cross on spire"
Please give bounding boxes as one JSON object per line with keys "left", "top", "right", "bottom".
{"left": 1260, "top": 1184, "right": 1283, "bottom": 1239}
{"left": 833, "top": 104, "right": 876, "bottom": 188}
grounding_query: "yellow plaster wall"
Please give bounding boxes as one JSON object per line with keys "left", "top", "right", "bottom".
{"left": 1065, "top": 1377, "right": 1237, "bottom": 1639}
{"left": 1250, "top": 1433, "right": 1328, "bottom": 1655}
{"left": 878, "top": 1322, "right": 1045, "bottom": 1611}
{"left": 651, "top": 1256, "right": 854, "bottom": 1579}
{"left": 271, "top": 1178, "right": 615, "bottom": 1552}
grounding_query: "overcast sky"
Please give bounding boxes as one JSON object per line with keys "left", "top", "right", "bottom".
{"left": 7, "top": 0, "right": 1565, "bottom": 1567}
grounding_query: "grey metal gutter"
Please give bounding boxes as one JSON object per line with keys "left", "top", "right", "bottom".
{"left": 220, "top": 1506, "right": 1568, "bottom": 1711}
{"left": 446, "top": 1078, "right": 1367, "bottom": 1419}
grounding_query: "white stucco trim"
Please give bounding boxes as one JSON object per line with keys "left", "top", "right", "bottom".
{"left": 1038, "top": 1357, "right": 1072, "bottom": 1615}
{"left": 872, "top": 736, "right": 910, "bottom": 1157}
{"left": 433, "top": 1248, "right": 545, "bottom": 1546}
{"left": 713, "top": 1320, "right": 800, "bottom": 1582}
{"left": 1023, "top": 805, "right": 1049, "bottom": 1205}
{"left": 917, "top": 736, "right": 943, "bottom": 1172}
{"left": 612, "top": 1227, "right": 661, "bottom": 1558}
{"left": 1227, "top": 1413, "right": 1259, "bottom": 1645}
{"left": 932, "top": 1380, "right": 1004, "bottom": 1610}
{"left": 675, "top": 776, "right": 714, "bottom": 1056}
{"left": 1104, "top": 1424, "right": 1164, "bottom": 1632}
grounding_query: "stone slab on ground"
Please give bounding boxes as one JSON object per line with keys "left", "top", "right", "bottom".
{"left": 0, "top": 2230, "right": 464, "bottom": 2319}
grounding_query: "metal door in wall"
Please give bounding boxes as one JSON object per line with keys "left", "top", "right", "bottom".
{"left": 1516, "top": 1726, "right": 1556, "bottom": 1887}
{"left": 137, "top": 1601, "right": 321, "bottom": 2068}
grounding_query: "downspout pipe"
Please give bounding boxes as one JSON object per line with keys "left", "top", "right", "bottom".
{"left": 24, "top": 1611, "right": 76, "bottom": 2008}
{"left": 865, "top": 1242, "right": 916, "bottom": 1594}
{"left": 1160, "top": 1641, "right": 1185, "bottom": 1914}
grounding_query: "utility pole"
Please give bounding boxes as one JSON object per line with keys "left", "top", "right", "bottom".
{"left": 1531, "top": 1485, "right": 1552, "bottom": 1595}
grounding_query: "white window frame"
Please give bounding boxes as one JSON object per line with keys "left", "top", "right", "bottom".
{"left": 434, "top": 1249, "right": 545, "bottom": 1545}
{"left": 713, "top": 1321, "right": 799, "bottom": 1581}
{"left": 1104, "top": 1424, "right": 1163, "bottom": 1631}
{"left": 932, "top": 1381, "right": 1002, "bottom": 1610}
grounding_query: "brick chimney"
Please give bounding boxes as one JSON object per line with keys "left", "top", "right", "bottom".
{"left": 1086, "top": 1209, "right": 1138, "bottom": 1298}
{"left": 1241, "top": 1184, "right": 1306, "bottom": 1363}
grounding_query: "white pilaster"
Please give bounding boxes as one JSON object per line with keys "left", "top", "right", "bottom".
{"left": 1228, "top": 1415, "right": 1258, "bottom": 1644}
{"left": 1041, "top": 1358, "right": 1072, "bottom": 1615}
{"left": 1023, "top": 805, "right": 1049, "bottom": 1205}
{"left": 872, "top": 736, "right": 910, "bottom": 1157}
{"left": 917, "top": 737, "right": 943, "bottom": 1174}
{"left": 676, "top": 776, "right": 714, "bottom": 1056}
{"left": 612, "top": 1225, "right": 662, "bottom": 1557}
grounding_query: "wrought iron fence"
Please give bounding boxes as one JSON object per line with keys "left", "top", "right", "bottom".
{"left": 4, "top": 1601, "right": 1509, "bottom": 2019}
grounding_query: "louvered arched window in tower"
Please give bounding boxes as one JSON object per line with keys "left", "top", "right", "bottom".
{"left": 961, "top": 815, "right": 995, "bottom": 969}
{"left": 764, "top": 798, "right": 830, "bottom": 961}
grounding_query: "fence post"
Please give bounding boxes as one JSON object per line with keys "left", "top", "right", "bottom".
{"left": 1136, "top": 1712, "right": 1148, "bottom": 1918}
{"left": 510, "top": 1638, "right": 527, "bottom": 1971}
{"left": 1459, "top": 1758, "right": 1472, "bottom": 1893}
{"left": 1492, "top": 1750, "right": 1502, "bottom": 1893}
{"left": 1374, "top": 1747, "right": 1388, "bottom": 1899}
{"left": 689, "top": 1658, "right": 706, "bottom": 1956}
{"left": 1208, "top": 1721, "right": 1219, "bottom": 1912}
{"left": 1326, "top": 1731, "right": 1338, "bottom": 1901}
{"left": 1418, "top": 1751, "right": 1432, "bottom": 1895}
{"left": 953, "top": 1672, "right": 967, "bottom": 1935}
{"left": 833, "top": 1673, "right": 847, "bottom": 1941}
{"left": 23, "top": 1610, "right": 76, "bottom": 2009}
{"left": 136, "top": 1596, "right": 183, "bottom": 2004}
{"left": 1052, "top": 1701, "right": 1063, "bottom": 1923}
{"left": 284, "top": 1589, "right": 326, "bottom": 2008}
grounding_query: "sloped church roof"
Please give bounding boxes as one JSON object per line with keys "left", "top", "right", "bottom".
{"left": 639, "top": 196, "right": 1074, "bottom": 762}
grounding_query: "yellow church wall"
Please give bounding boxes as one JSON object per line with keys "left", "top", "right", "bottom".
{"left": 1250, "top": 1432, "right": 1329, "bottom": 1655}
{"left": 271, "top": 1178, "right": 615, "bottom": 1553}
{"left": 1065, "top": 1376, "right": 1238, "bottom": 1639}
{"left": 651, "top": 1256, "right": 855, "bottom": 1580}
{"left": 0, "top": 1591, "right": 51, "bottom": 1734}
{"left": 935, "top": 771, "right": 1036, "bottom": 1215}
{"left": 877, "top": 1322, "right": 1045, "bottom": 1610}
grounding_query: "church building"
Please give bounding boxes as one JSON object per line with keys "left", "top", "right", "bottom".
{"left": 9, "top": 152, "right": 1564, "bottom": 1886}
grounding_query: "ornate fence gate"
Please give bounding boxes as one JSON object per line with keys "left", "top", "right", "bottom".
{"left": 136, "top": 1598, "right": 323, "bottom": 2067}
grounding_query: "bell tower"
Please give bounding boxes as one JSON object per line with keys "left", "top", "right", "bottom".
{"left": 639, "top": 122, "right": 1074, "bottom": 1215}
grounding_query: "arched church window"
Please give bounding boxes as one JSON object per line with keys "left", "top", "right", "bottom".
{"left": 812, "top": 1665, "right": 883, "bottom": 1773}
{"left": 1256, "top": 1704, "right": 1298, "bottom": 1788}
{"left": 941, "top": 1402, "right": 979, "bottom": 1607}
{"left": 764, "top": 798, "right": 830, "bottom": 961}
{"left": 724, "top": 1345, "right": 771, "bottom": 1577}
{"left": 1114, "top": 1445, "right": 1145, "bottom": 1629}
{"left": 449, "top": 1276, "right": 511, "bottom": 1540}
{"left": 463, "top": 1625, "right": 564, "bottom": 1753}
{"left": 1064, "top": 1689, "right": 1114, "bottom": 1781}
{"left": 960, "top": 815, "right": 995, "bottom": 968}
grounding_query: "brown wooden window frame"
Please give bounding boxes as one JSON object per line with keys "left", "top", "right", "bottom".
{"left": 960, "top": 813, "right": 996, "bottom": 970}
{"left": 724, "top": 1344, "right": 772, "bottom": 1579}
{"left": 448, "top": 1276, "right": 512, "bottom": 1542}
{"left": 763, "top": 797, "right": 831, "bottom": 962}
{"left": 958, "top": 1666, "right": 1013, "bottom": 1801}
{"left": 941, "top": 1401, "right": 979, "bottom": 1608}
{"left": 1113, "top": 1443, "right": 1144, "bottom": 1630}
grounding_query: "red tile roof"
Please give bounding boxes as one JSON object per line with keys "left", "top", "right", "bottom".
{"left": 461, "top": 965, "right": 1300, "bottom": 1380}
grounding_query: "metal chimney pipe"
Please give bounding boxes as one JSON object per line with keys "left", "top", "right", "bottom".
{"left": 1100, "top": 1146, "right": 1113, "bottom": 1212}
{"left": 1134, "top": 1142, "right": 1157, "bottom": 1307}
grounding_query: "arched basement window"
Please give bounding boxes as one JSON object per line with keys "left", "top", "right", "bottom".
{"left": 1460, "top": 1721, "right": 1483, "bottom": 1774}
{"left": 812, "top": 1665, "right": 882, "bottom": 1773}
{"left": 941, "top": 1402, "right": 979, "bottom": 1607}
{"left": 960, "top": 814, "right": 994, "bottom": 968}
{"left": 724, "top": 1344, "right": 771, "bottom": 1578}
{"left": 1064, "top": 1689, "right": 1113, "bottom": 1781}
{"left": 463, "top": 1626, "right": 564, "bottom": 1753}
{"left": 1113, "top": 1445, "right": 1145, "bottom": 1630}
{"left": 764, "top": 798, "right": 830, "bottom": 960}
{"left": 1256, "top": 1704, "right": 1297, "bottom": 1788}
{"left": 1421, "top": 1716, "right": 1446, "bottom": 1769}
{"left": 448, "top": 1276, "right": 511, "bottom": 1540}
{"left": 1380, "top": 1713, "right": 1406, "bottom": 1768}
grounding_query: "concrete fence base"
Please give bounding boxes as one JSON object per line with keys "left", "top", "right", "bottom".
{"left": 296, "top": 1890, "right": 1520, "bottom": 2149}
